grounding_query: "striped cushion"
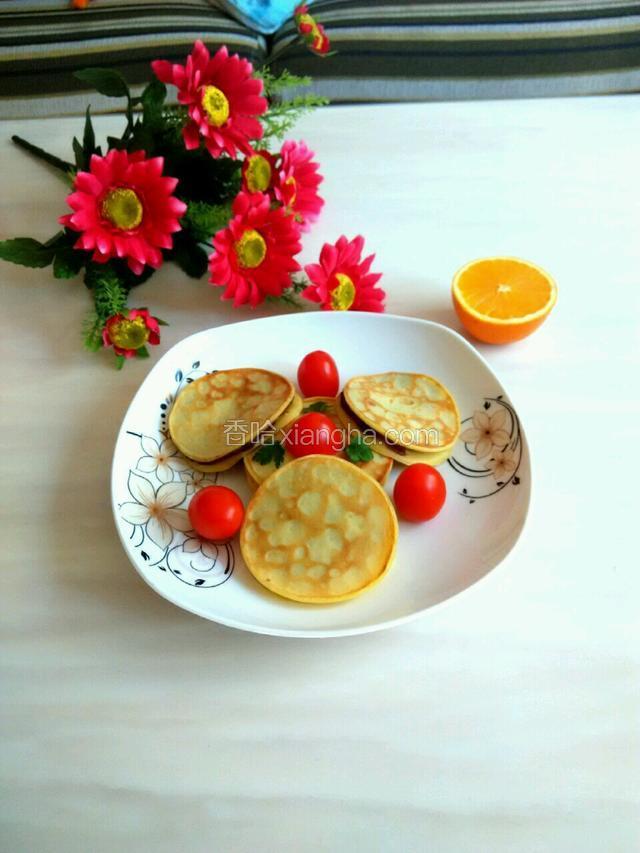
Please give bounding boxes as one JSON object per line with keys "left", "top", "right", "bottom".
{"left": 0, "top": 0, "right": 266, "bottom": 118}
{"left": 271, "top": 1, "right": 640, "bottom": 100}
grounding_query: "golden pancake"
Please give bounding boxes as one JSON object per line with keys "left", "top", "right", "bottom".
{"left": 169, "top": 368, "right": 294, "bottom": 463}
{"left": 240, "top": 455, "right": 398, "bottom": 604}
{"left": 335, "top": 396, "right": 454, "bottom": 467}
{"left": 243, "top": 397, "right": 393, "bottom": 491}
{"left": 187, "top": 447, "right": 249, "bottom": 474}
{"left": 343, "top": 372, "right": 460, "bottom": 453}
{"left": 187, "top": 394, "right": 303, "bottom": 474}
{"left": 274, "top": 393, "right": 303, "bottom": 428}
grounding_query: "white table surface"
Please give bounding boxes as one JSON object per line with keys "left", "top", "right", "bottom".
{"left": 1, "top": 97, "right": 639, "bottom": 852}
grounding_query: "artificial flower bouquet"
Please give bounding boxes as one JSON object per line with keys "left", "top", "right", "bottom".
{"left": 0, "top": 6, "right": 385, "bottom": 368}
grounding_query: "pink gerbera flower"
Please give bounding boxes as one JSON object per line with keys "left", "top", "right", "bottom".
{"left": 209, "top": 191, "right": 302, "bottom": 307}
{"left": 103, "top": 308, "right": 161, "bottom": 358}
{"left": 294, "top": 4, "right": 331, "bottom": 56}
{"left": 303, "top": 235, "right": 386, "bottom": 312}
{"left": 152, "top": 41, "right": 267, "bottom": 159}
{"left": 60, "top": 149, "right": 186, "bottom": 275}
{"left": 274, "top": 140, "right": 324, "bottom": 230}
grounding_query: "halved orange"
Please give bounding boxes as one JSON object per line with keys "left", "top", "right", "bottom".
{"left": 452, "top": 257, "right": 557, "bottom": 344}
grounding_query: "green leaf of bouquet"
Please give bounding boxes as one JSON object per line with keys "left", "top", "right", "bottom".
{"left": 257, "top": 68, "right": 312, "bottom": 97}
{"left": 84, "top": 263, "right": 129, "bottom": 321}
{"left": 53, "top": 246, "right": 86, "bottom": 279}
{"left": 183, "top": 200, "right": 233, "bottom": 243}
{"left": 45, "top": 231, "right": 68, "bottom": 248}
{"left": 85, "top": 337, "right": 103, "bottom": 353}
{"left": 72, "top": 137, "right": 84, "bottom": 170}
{"left": 161, "top": 146, "right": 241, "bottom": 204}
{"left": 260, "top": 92, "right": 329, "bottom": 142}
{"left": 170, "top": 237, "right": 209, "bottom": 278}
{"left": 129, "top": 121, "right": 155, "bottom": 155}
{"left": 136, "top": 346, "right": 150, "bottom": 359}
{"left": 82, "top": 106, "right": 96, "bottom": 165}
{"left": 0, "top": 237, "right": 55, "bottom": 268}
{"left": 156, "top": 317, "right": 170, "bottom": 326}
{"left": 74, "top": 67, "right": 130, "bottom": 99}
{"left": 115, "top": 355, "right": 126, "bottom": 370}
{"left": 106, "top": 135, "right": 127, "bottom": 151}
{"left": 141, "top": 79, "right": 167, "bottom": 128}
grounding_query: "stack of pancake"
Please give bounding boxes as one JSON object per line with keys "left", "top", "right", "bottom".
{"left": 169, "top": 367, "right": 460, "bottom": 605}
{"left": 168, "top": 368, "right": 302, "bottom": 473}
{"left": 337, "top": 372, "right": 460, "bottom": 467}
{"left": 243, "top": 395, "right": 393, "bottom": 491}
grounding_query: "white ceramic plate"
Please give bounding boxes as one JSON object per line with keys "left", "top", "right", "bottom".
{"left": 111, "top": 312, "right": 530, "bottom": 637}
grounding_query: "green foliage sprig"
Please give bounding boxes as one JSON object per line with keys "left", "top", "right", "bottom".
{"left": 258, "top": 69, "right": 329, "bottom": 144}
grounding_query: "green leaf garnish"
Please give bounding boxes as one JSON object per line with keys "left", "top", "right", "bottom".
{"left": 345, "top": 435, "right": 374, "bottom": 463}
{"left": 302, "top": 401, "right": 330, "bottom": 414}
{"left": 253, "top": 441, "right": 286, "bottom": 469}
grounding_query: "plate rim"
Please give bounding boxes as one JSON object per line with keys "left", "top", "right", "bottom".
{"left": 111, "top": 312, "right": 532, "bottom": 638}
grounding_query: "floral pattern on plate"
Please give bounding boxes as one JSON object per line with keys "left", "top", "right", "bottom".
{"left": 116, "top": 362, "right": 235, "bottom": 588}
{"left": 448, "top": 395, "right": 522, "bottom": 503}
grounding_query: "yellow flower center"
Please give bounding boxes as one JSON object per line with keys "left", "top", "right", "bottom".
{"left": 330, "top": 273, "right": 356, "bottom": 311}
{"left": 235, "top": 229, "right": 267, "bottom": 269}
{"left": 101, "top": 187, "right": 143, "bottom": 230}
{"left": 245, "top": 154, "right": 272, "bottom": 192}
{"left": 284, "top": 176, "right": 297, "bottom": 205}
{"left": 110, "top": 316, "right": 150, "bottom": 350}
{"left": 201, "top": 85, "right": 230, "bottom": 127}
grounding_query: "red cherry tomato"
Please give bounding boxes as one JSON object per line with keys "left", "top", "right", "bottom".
{"left": 393, "top": 464, "right": 446, "bottom": 522}
{"left": 188, "top": 485, "right": 244, "bottom": 541}
{"left": 283, "top": 412, "right": 342, "bottom": 458}
{"left": 297, "top": 350, "right": 340, "bottom": 397}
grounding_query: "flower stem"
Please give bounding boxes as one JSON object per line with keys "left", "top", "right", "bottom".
{"left": 280, "top": 292, "right": 299, "bottom": 307}
{"left": 11, "top": 135, "right": 75, "bottom": 175}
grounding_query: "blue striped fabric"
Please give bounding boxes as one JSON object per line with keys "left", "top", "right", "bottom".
{"left": 1, "top": 0, "right": 640, "bottom": 117}
{"left": 271, "top": 0, "right": 640, "bottom": 100}
{"left": 0, "top": 0, "right": 266, "bottom": 118}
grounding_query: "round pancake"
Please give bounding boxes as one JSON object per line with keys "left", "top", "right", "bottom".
{"left": 344, "top": 372, "right": 460, "bottom": 453}
{"left": 241, "top": 455, "right": 398, "bottom": 604}
{"left": 187, "top": 394, "right": 303, "bottom": 474}
{"left": 335, "top": 397, "right": 454, "bottom": 467}
{"left": 274, "top": 393, "right": 303, "bottom": 428}
{"left": 187, "top": 447, "right": 248, "bottom": 474}
{"left": 243, "top": 397, "right": 393, "bottom": 491}
{"left": 169, "top": 368, "right": 294, "bottom": 463}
